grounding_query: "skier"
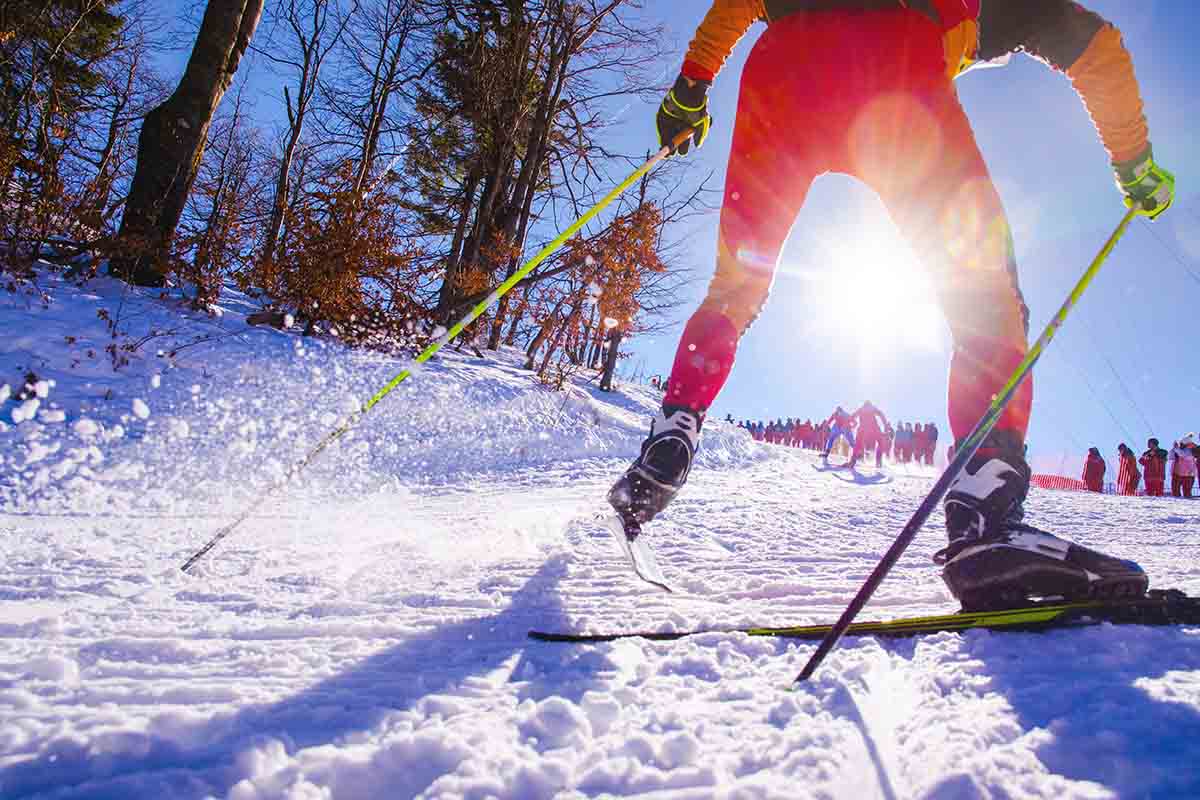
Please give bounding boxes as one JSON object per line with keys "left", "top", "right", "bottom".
{"left": 1083, "top": 447, "right": 1107, "bottom": 493}
{"left": 1140, "top": 438, "right": 1168, "bottom": 497}
{"left": 608, "top": 0, "right": 1173, "bottom": 609}
{"left": 849, "top": 401, "right": 890, "bottom": 469}
{"left": 819, "top": 405, "right": 855, "bottom": 461}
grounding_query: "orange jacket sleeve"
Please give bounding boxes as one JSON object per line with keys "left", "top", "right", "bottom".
{"left": 976, "top": 1, "right": 1150, "bottom": 164}
{"left": 681, "top": 0, "right": 768, "bottom": 83}
{"left": 1065, "top": 24, "right": 1149, "bottom": 164}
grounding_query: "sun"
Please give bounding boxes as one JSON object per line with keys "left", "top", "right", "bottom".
{"left": 781, "top": 219, "right": 948, "bottom": 363}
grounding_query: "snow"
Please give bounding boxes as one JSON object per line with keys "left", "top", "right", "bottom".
{"left": 11, "top": 397, "right": 39, "bottom": 423}
{"left": 0, "top": 267, "right": 1199, "bottom": 799}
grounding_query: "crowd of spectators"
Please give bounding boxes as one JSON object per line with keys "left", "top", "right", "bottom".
{"left": 725, "top": 403, "right": 939, "bottom": 468}
{"left": 1081, "top": 435, "right": 1197, "bottom": 498}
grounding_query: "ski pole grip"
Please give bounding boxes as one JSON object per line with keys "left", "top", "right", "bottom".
{"left": 671, "top": 128, "right": 696, "bottom": 152}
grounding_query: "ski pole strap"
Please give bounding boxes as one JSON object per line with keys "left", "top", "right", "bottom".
{"left": 793, "top": 207, "right": 1137, "bottom": 683}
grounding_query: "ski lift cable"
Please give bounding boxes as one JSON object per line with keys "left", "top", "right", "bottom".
{"left": 1060, "top": 350, "right": 1140, "bottom": 444}
{"left": 1141, "top": 218, "right": 1200, "bottom": 287}
{"left": 1078, "top": 312, "right": 1157, "bottom": 439}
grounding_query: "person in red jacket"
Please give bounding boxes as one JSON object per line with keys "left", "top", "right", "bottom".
{"left": 608, "top": 0, "right": 1171, "bottom": 610}
{"left": 849, "top": 401, "right": 890, "bottom": 469}
{"left": 1140, "top": 438, "right": 1168, "bottom": 497}
{"left": 1083, "top": 447, "right": 1107, "bottom": 493}
{"left": 911, "top": 425, "right": 928, "bottom": 467}
{"left": 1116, "top": 443, "right": 1140, "bottom": 496}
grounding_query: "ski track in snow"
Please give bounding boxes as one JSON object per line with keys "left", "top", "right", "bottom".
{"left": 2, "top": 269, "right": 1200, "bottom": 799}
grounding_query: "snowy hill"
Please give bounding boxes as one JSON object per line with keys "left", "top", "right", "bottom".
{"left": 2, "top": 269, "right": 1199, "bottom": 799}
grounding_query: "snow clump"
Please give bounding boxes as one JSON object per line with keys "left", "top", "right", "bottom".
{"left": 12, "top": 398, "right": 40, "bottom": 423}
{"left": 73, "top": 418, "right": 100, "bottom": 437}
{"left": 132, "top": 399, "right": 151, "bottom": 420}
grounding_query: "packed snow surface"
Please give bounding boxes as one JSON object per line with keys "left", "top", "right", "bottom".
{"left": 1, "top": 269, "right": 1199, "bottom": 799}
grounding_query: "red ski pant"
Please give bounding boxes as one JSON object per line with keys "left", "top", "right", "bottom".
{"left": 664, "top": 9, "right": 1031, "bottom": 444}
{"left": 853, "top": 430, "right": 887, "bottom": 464}
{"left": 1145, "top": 479, "right": 1164, "bottom": 497}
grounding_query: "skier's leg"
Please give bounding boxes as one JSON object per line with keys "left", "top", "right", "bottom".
{"left": 862, "top": 72, "right": 1143, "bottom": 608}
{"left": 850, "top": 434, "right": 866, "bottom": 467}
{"left": 868, "top": 110, "right": 1031, "bottom": 450}
{"left": 822, "top": 428, "right": 839, "bottom": 458}
{"left": 662, "top": 121, "right": 817, "bottom": 412}
{"left": 609, "top": 28, "right": 820, "bottom": 527}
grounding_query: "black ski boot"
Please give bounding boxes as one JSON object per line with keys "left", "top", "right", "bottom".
{"left": 935, "top": 433, "right": 1148, "bottom": 611}
{"left": 607, "top": 406, "right": 702, "bottom": 532}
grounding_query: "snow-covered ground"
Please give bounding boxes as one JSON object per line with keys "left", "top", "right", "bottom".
{"left": 2, "top": 268, "right": 1199, "bottom": 800}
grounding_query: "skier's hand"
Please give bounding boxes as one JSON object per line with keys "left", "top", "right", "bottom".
{"left": 657, "top": 75, "right": 711, "bottom": 157}
{"left": 1114, "top": 145, "right": 1175, "bottom": 219}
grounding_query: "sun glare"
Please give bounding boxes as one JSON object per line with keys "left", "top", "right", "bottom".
{"left": 782, "top": 222, "right": 948, "bottom": 363}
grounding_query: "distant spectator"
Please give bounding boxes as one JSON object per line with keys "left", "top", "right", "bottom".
{"left": 798, "top": 419, "right": 814, "bottom": 449}
{"left": 911, "top": 424, "right": 928, "bottom": 466}
{"left": 1140, "top": 438, "right": 1168, "bottom": 497}
{"left": 1083, "top": 447, "right": 1106, "bottom": 493}
{"left": 1116, "top": 443, "right": 1140, "bottom": 496}
{"left": 1170, "top": 435, "right": 1197, "bottom": 498}
{"left": 894, "top": 422, "right": 910, "bottom": 463}
{"left": 925, "top": 423, "right": 939, "bottom": 466}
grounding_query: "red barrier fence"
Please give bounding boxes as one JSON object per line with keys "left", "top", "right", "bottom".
{"left": 1032, "top": 474, "right": 1187, "bottom": 497}
{"left": 1031, "top": 474, "right": 1090, "bottom": 493}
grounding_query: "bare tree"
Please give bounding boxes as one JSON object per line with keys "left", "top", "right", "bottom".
{"left": 254, "top": 0, "right": 354, "bottom": 265}
{"left": 316, "top": 0, "right": 436, "bottom": 202}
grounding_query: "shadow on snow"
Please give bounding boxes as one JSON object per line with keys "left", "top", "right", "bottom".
{"left": 0, "top": 555, "right": 598, "bottom": 799}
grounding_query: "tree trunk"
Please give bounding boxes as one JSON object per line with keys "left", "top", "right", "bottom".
{"left": 539, "top": 303, "right": 580, "bottom": 376}
{"left": 112, "top": 0, "right": 263, "bottom": 285}
{"left": 437, "top": 169, "right": 481, "bottom": 313}
{"left": 599, "top": 328, "right": 623, "bottom": 392}
{"left": 523, "top": 295, "right": 568, "bottom": 370}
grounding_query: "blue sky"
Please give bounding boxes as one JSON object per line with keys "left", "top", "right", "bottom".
{"left": 620, "top": 0, "right": 1199, "bottom": 473}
